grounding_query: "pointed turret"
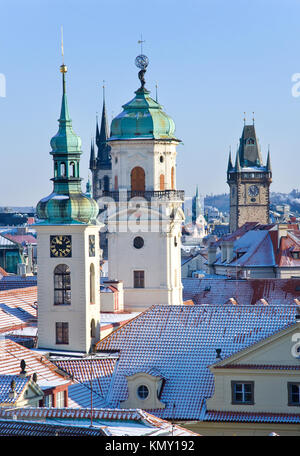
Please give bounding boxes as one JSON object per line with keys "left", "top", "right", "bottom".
{"left": 89, "top": 139, "right": 96, "bottom": 171}
{"left": 266, "top": 147, "right": 272, "bottom": 173}
{"left": 234, "top": 148, "right": 241, "bottom": 173}
{"left": 227, "top": 148, "right": 233, "bottom": 173}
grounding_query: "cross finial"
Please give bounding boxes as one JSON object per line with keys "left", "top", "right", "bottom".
{"left": 155, "top": 81, "right": 158, "bottom": 102}
{"left": 252, "top": 112, "right": 255, "bottom": 125}
{"left": 243, "top": 112, "right": 246, "bottom": 125}
{"left": 102, "top": 80, "right": 105, "bottom": 102}
{"left": 138, "top": 34, "right": 145, "bottom": 54}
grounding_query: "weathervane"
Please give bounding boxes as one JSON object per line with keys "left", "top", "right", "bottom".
{"left": 135, "top": 34, "right": 149, "bottom": 89}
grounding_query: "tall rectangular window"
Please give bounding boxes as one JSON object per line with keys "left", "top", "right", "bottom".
{"left": 231, "top": 381, "right": 254, "bottom": 405}
{"left": 55, "top": 322, "right": 69, "bottom": 344}
{"left": 288, "top": 383, "right": 300, "bottom": 406}
{"left": 56, "top": 391, "right": 65, "bottom": 408}
{"left": 134, "top": 270, "right": 145, "bottom": 288}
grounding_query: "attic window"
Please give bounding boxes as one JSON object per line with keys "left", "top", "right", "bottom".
{"left": 204, "top": 286, "right": 211, "bottom": 292}
{"left": 246, "top": 138, "right": 255, "bottom": 145}
{"left": 137, "top": 385, "right": 149, "bottom": 400}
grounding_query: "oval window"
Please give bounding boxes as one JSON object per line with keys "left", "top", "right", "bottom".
{"left": 137, "top": 384, "right": 149, "bottom": 400}
{"left": 133, "top": 236, "right": 144, "bottom": 249}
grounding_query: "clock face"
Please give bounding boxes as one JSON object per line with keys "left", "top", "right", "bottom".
{"left": 89, "top": 235, "right": 95, "bottom": 257}
{"left": 50, "top": 235, "right": 72, "bottom": 258}
{"left": 248, "top": 185, "right": 259, "bottom": 197}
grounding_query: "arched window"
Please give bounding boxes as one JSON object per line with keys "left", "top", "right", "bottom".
{"left": 171, "top": 167, "right": 175, "bottom": 190}
{"left": 54, "top": 162, "right": 58, "bottom": 178}
{"left": 90, "top": 263, "right": 95, "bottom": 304}
{"left": 60, "top": 162, "right": 66, "bottom": 177}
{"left": 103, "top": 175, "right": 109, "bottom": 192}
{"left": 54, "top": 265, "right": 71, "bottom": 305}
{"left": 70, "top": 162, "right": 76, "bottom": 177}
{"left": 159, "top": 174, "right": 165, "bottom": 191}
{"left": 114, "top": 175, "right": 118, "bottom": 190}
{"left": 131, "top": 167, "right": 145, "bottom": 192}
{"left": 90, "top": 319, "right": 96, "bottom": 338}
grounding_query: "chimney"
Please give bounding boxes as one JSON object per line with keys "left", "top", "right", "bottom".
{"left": 207, "top": 243, "right": 217, "bottom": 273}
{"left": 277, "top": 223, "right": 288, "bottom": 249}
{"left": 221, "top": 241, "right": 227, "bottom": 263}
{"left": 226, "top": 241, "right": 234, "bottom": 263}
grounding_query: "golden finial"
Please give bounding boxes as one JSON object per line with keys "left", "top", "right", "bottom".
{"left": 60, "top": 26, "right": 67, "bottom": 74}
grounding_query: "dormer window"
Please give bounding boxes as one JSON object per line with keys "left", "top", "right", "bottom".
{"left": 245, "top": 138, "right": 255, "bottom": 145}
{"left": 121, "top": 371, "right": 165, "bottom": 410}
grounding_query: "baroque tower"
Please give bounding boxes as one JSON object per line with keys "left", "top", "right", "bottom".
{"left": 227, "top": 122, "right": 272, "bottom": 233}
{"left": 103, "top": 54, "right": 185, "bottom": 312}
{"left": 35, "top": 62, "right": 101, "bottom": 353}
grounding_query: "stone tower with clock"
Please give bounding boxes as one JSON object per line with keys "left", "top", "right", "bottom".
{"left": 102, "top": 54, "right": 185, "bottom": 312}
{"left": 35, "top": 62, "right": 101, "bottom": 354}
{"left": 227, "top": 123, "right": 272, "bottom": 233}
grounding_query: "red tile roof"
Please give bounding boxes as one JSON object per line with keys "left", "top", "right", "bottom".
{"left": 205, "top": 410, "right": 300, "bottom": 424}
{"left": 182, "top": 277, "right": 300, "bottom": 306}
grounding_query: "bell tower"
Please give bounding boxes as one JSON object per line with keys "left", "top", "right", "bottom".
{"left": 227, "top": 121, "right": 272, "bottom": 233}
{"left": 35, "top": 61, "right": 101, "bottom": 353}
{"left": 103, "top": 54, "right": 185, "bottom": 312}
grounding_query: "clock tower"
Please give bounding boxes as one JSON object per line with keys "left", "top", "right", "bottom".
{"left": 35, "top": 62, "right": 100, "bottom": 353}
{"left": 227, "top": 122, "right": 272, "bottom": 233}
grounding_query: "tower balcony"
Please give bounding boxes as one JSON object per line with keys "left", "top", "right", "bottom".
{"left": 102, "top": 189, "right": 185, "bottom": 202}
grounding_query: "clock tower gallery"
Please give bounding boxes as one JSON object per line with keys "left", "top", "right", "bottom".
{"left": 35, "top": 62, "right": 100, "bottom": 353}
{"left": 227, "top": 123, "right": 272, "bottom": 233}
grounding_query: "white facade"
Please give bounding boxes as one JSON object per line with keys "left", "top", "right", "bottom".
{"left": 105, "top": 139, "right": 184, "bottom": 312}
{"left": 36, "top": 224, "right": 101, "bottom": 353}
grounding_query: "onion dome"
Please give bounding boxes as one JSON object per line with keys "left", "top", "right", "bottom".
{"left": 110, "top": 54, "right": 178, "bottom": 141}
{"left": 36, "top": 64, "right": 99, "bottom": 225}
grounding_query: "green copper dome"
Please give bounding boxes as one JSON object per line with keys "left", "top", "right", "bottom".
{"left": 36, "top": 65, "right": 99, "bottom": 225}
{"left": 110, "top": 87, "right": 177, "bottom": 141}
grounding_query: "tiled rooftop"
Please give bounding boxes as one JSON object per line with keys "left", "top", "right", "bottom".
{"left": 0, "top": 407, "right": 199, "bottom": 436}
{"left": 204, "top": 410, "right": 300, "bottom": 424}
{"left": 97, "top": 304, "right": 298, "bottom": 420}
{"left": 182, "top": 277, "right": 300, "bottom": 306}
{"left": 0, "top": 375, "right": 29, "bottom": 404}
{"left": 0, "top": 287, "right": 37, "bottom": 333}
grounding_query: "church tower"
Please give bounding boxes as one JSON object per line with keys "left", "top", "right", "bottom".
{"left": 35, "top": 61, "right": 101, "bottom": 353}
{"left": 227, "top": 122, "right": 272, "bottom": 233}
{"left": 103, "top": 54, "right": 185, "bottom": 312}
{"left": 89, "top": 87, "right": 112, "bottom": 201}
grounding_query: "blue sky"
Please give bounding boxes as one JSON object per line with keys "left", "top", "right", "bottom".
{"left": 1, "top": 0, "right": 300, "bottom": 205}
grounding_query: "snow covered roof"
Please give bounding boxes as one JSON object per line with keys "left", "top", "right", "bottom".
{"left": 0, "top": 287, "right": 37, "bottom": 333}
{"left": 96, "top": 304, "right": 298, "bottom": 421}
{"left": 0, "top": 407, "right": 199, "bottom": 436}
{"left": 182, "top": 277, "right": 300, "bottom": 306}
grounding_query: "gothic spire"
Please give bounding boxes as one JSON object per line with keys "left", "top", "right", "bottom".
{"left": 95, "top": 85, "right": 111, "bottom": 167}
{"left": 89, "top": 138, "right": 96, "bottom": 171}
